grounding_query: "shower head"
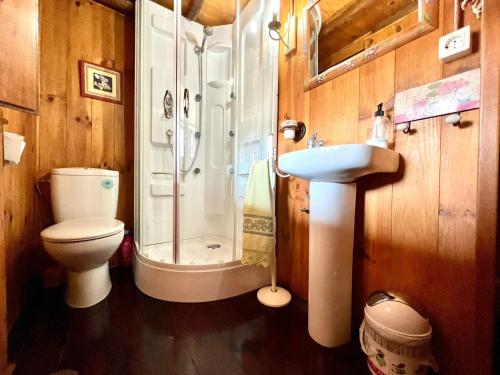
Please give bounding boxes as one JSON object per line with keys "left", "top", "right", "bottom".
{"left": 199, "top": 26, "right": 213, "bottom": 52}
{"left": 203, "top": 26, "right": 214, "bottom": 36}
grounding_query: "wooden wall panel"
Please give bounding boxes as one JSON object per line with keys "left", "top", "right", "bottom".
{"left": 309, "top": 82, "right": 333, "bottom": 143}
{"left": 391, "top": 8, "right": 442, "bottom": 315}
{"left": 277, "top": 0, "right": 489, "bottom": 372}
{"left": 352, "top": 52, "right": 395, "bottom": 324}
{"left": 37, "top": 0, "right": 135, "bottom": 231}
{"left": 0, "top": 0, "right": 39, "bottom": 113}
{"left": 330, "top": 69, "right": 359, "bottom": 145}
{"left": 394, "top": 33, "right": 442, "bottom": 92}
{"left": 91, "top": 5, "right": 116, "bottom": 170}
{"left": 113, "top": 13, "right": 135, "bottom": 230}
{"left": 1, "top": 0, "right": 136, "bottom": 338}
{"left": 391, "top": 116, "right": 441, "bottom": 298}
{"left": 436, "top": 109, "right": 479, "bottom": 373}
{"left": 37, "top": 0, "right": 69, "bottom": 239}
{"left": 0, "top": 114, "right": 7, "bottom": 374}
{"left": 442, "top": 0, "right": 481, "bottom": 78}
{"left": 475, "top": 1, "right": 500, "bottom": 372}
{"left": 66, "top": 1, "right": 94, "bottom": 168}
{"left": 38, "top": 0, "right": 69, "bottom": 174}
{"left": 0, "top": 108, "right": 38, "bottom": 332}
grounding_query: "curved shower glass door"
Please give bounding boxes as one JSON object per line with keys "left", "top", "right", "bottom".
{"left": 135, "top": 0, "right": 176, "bottom": 262}
{"left": 135, "top": 0, "right": 279, "bottom": 268}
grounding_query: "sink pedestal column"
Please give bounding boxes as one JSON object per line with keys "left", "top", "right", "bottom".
{"left": 308, "top": 181, "right": 356, "bottom": 347}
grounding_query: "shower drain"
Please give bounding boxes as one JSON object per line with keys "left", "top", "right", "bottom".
{"left": 207, "top": 244, "right": 221, "bottom": 249}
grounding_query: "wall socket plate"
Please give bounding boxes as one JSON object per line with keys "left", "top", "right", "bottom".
{"left": 439, "top": 25, "right": 472, "bottom": 63}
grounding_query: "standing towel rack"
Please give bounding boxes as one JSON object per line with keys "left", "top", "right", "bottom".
{"left": 252, "top": 146, "right": 292, "bottom": 308}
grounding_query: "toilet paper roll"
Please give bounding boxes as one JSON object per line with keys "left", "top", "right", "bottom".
{"left": 3, "top": 131, "right": 26, "bottom": 165}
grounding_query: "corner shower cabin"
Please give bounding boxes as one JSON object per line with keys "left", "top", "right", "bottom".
{"left": 134, "top": 0, "right": 280, "bottom": 301}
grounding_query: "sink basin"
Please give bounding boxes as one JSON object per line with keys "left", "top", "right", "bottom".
{"left": 277, "top": 143, "right": 400, "bottom": 348}
{"left": 278, "top": 144, "right": 399, "bottom": 183}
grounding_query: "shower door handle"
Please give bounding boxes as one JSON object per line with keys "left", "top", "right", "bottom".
{"left": 184, "top": 88, "right": 190, "bottom": 118}
{"left": 163, "top": 90, "right": 173, "bottom": 119}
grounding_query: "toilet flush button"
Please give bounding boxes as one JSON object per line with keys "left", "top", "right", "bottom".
{"left": 102, "top": 179, "right": 114, "bottom": 189}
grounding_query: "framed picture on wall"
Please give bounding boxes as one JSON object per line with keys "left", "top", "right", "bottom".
{"left": 79, "top": 60, "right": 123, "bottom": 104}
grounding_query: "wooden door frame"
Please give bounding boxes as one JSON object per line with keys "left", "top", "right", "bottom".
{"left": 475, "top": 0, "right": 500, "bottom": 372}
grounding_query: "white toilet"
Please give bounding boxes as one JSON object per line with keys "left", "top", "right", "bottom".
{"left": 41, "top": 168, "right": 125, "bottom": 308}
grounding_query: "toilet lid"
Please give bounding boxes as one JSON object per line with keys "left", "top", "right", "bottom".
{"left": 41, "top": 218, "right": 124, "bottom": 243}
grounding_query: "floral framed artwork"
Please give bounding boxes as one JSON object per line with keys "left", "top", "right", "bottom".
{"left": 394, "top": 68, "right": 480, "bottom": 124}
{"left": 79, "top": 60, "right": 123, "bottom": 104}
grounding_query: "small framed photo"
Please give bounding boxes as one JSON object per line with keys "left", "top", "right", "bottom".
{"left": 79, "top": 60, "right": 123, "bottom": 104}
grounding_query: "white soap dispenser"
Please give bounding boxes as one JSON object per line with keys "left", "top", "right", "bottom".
{"left": 367, "top": 103, "right": 390, "bottom": 148}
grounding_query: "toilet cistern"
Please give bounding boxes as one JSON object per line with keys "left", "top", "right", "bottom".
{"left": 278, "top": 143, "right": 399, "bottom": 347}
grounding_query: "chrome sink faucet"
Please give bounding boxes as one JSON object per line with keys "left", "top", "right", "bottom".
{"left": 307, "top": 132, "right": 325, "bottom": 148}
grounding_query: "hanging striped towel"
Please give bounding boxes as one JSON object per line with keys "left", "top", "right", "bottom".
{"left": 241, "top": 160, "right": 274, "bottom": 268}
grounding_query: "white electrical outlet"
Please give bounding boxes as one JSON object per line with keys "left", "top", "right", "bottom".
{"left": 439, "top": 25, "right": 472, "bottom": 63}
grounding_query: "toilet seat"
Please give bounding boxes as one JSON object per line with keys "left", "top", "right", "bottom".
{"left": 41, "top": 218, "right": 124, "bottom": 243}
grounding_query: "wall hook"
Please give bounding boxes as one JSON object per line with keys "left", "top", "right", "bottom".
{"left": 396, "top": 122, "right": 412, "bottom": 134}
{"left": 445, "top": 112, "right": 461, "bottom": 126}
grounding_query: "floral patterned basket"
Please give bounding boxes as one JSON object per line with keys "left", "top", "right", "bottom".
{"left": 359, "top": 290, "right": 439, "bottom": 375}
{"left": 360, "top": 320, "right": 438, "bottom": 375}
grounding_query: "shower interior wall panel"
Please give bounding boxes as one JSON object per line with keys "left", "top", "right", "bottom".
{"left": 204, "top": 25, "right": 233, "bottom": 219}
{"left": 188, "top": 24, "right": 235, "bottom": 242}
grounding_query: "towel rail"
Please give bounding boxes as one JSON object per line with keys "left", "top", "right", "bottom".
{"left": 271, "top": 147, "right": 290, "bottom": 178}
{"left": 274, "top": 165, "right": 290, "bottom": 178}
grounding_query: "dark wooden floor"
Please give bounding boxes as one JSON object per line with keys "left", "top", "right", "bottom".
{"left": 9, "top": 268, "right": 369, "bottom": 375}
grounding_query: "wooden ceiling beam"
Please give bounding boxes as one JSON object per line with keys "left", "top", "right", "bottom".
{"left": 92, "top": 0, "right": 135, "bottom": 16}
{"left": 91, "top": 0, "right": 249, "bottom": 26}
{"left": 186, "top": 0, "right": 205, "bottom": 21}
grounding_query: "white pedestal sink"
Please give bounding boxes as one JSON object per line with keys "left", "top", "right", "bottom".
{"left": 279, "top": 144, "right": 399, "bottom": 348}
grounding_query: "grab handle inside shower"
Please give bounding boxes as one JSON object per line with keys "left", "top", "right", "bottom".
{"left": 163, "top": 90, "right": 173, "bottom": 119}
{"left": 184, "top": 88, "right": 190, "bottom": 118}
